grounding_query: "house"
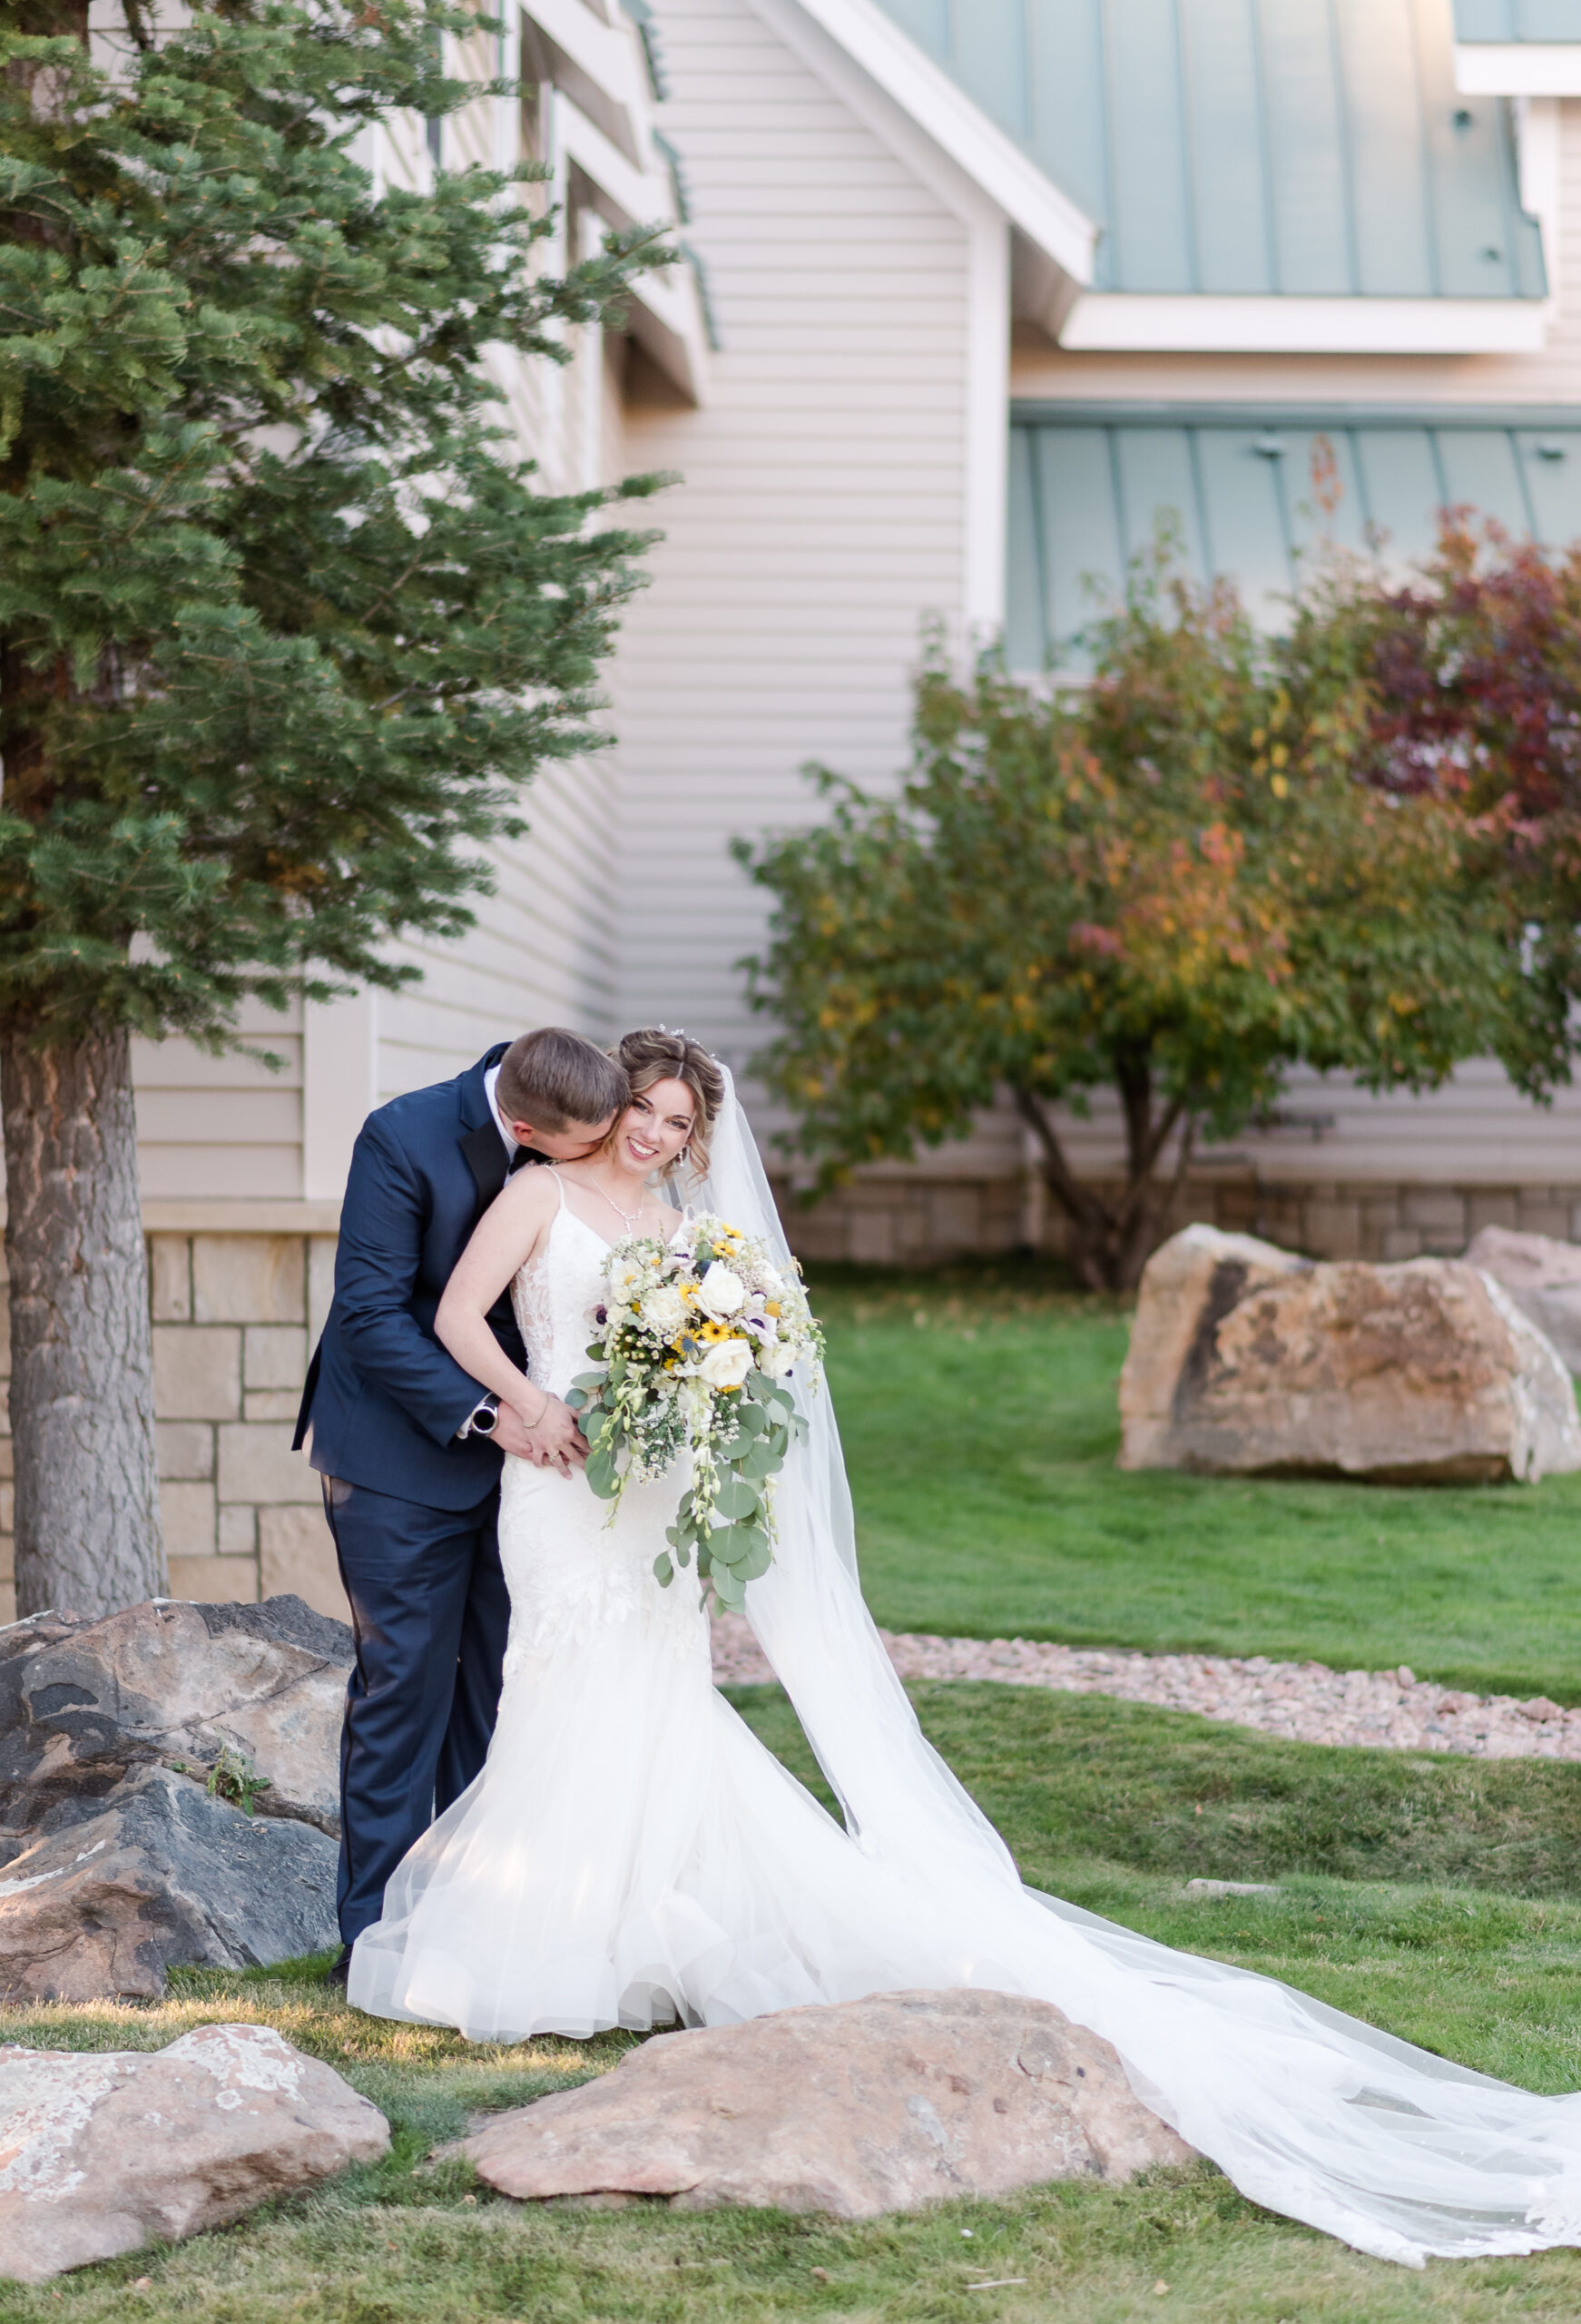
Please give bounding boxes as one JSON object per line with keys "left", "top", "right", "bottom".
{"left": 31, "top": 0, "right": 1581, "bottom": 1622}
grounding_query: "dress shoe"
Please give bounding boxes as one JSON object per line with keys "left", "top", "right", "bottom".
{"left": 325, "top": 1945, "right": 353, "bottom": 1989}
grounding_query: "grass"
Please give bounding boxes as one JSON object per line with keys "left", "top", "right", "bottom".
{"left": 811, "top": 1260, "right": 1581, "bottom": 1701}
{"left": 13, "top": 1265, "right": 1581, "bottom": 2317}
{"left": 11, "top": 1685, "right": 1581, "bottom": 2319}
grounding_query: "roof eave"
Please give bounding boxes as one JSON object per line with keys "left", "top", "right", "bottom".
{"left": 1456, "top": 43, "right": 1581, "bottom": 95}
{"left": 785, "top": 0, "right": 1098, "bottom": 286}
{"left": 1060, "top": 292, "right": 1553, "bottom": 355}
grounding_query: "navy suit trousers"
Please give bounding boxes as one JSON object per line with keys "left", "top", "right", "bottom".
{"left": 321, "top": 1474, "right": 509, "bottom": 1945}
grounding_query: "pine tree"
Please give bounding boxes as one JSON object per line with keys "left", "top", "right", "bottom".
{"left": 0, "top": 0, "right": 663, "bottom": 1615}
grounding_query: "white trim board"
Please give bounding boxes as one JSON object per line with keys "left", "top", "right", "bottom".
{"left": 777, "top": 0, "right": 1096, "bottom": 287}
{"left": 1060, "top": 292, "right": 1554, "bottom": 353}
{"left": 1457, "top": 44, "right": 1581, "bottom": 96}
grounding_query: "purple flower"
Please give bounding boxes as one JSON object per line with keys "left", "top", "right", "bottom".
{"left": 594, "top": 1305, "right": 608, "bottom": 1324}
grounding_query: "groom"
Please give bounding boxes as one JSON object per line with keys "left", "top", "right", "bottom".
{"left": 294, "top": 1026, "right": 628, "bottom": 1981}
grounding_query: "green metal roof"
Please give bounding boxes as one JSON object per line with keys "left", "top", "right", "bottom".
{"left": 1455, "top": 2, "right": 1581, "bottom": 36}
{"left": 875, "top": 0, "right": 1544, "bottom": 300}
{"left": 1007, "top": 405, "right": 1581, "bottom": 667}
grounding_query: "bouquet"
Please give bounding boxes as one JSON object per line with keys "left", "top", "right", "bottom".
{"left": 565, "top": 1214, "right": 824, "bottom": 1610}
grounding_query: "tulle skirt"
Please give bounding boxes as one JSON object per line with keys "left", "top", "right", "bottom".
{"left": 349, "top": 1454, "right": 1581, "bottom": 2270}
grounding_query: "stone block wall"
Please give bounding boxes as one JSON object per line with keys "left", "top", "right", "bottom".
{"left": 0, "top": 1226, "right": 348, "bottom": 1630}
{"left": 775, "top": 1173, "right": 1581, "bottom": 1272}
{"left": 147, "top": 1230, "right": 346, "bottom": 1620}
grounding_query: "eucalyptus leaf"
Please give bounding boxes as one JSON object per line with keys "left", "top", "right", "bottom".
{"left": 584, "top": 1451, "right": 619, "bottom": 1500}
{"left": 709, "top": 1521, "right": 768, "bottom": 1569}
{"left": 653, "top": 1551, "right": 673, "bottom": 1588}
{"left": 713, "top": 1475, "right": 762, "bottom": 1522}
{"left": 735, "top": 1535, "right": 773, "bottom": 1582}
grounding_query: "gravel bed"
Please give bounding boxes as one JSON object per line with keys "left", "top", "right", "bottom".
{"left": 710, "top": 1615, "right": 1581, "bottom": 1761}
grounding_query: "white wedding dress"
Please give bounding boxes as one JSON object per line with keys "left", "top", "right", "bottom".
{"left": 350, "top": 1098, "right": 1581, "bottom": 2270}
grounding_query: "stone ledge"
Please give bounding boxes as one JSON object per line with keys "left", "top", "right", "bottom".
{"left": 140, "top": 1201, "right": 342, "bottom": 1235}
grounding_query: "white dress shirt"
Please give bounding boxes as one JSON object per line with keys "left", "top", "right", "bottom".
{"left": 482, "top": 1064, "right": 517, "bottom": 1159}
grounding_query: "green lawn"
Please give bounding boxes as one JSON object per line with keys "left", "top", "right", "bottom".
{"left": 11, "top": 1684, "right": 1581, "bottom": 2320}
{"left": 815, "top": 1263, "right": 1581, "bottom": 1701}
{"left": 12, "top": 1269, "right": 1581, "bottom": 2319}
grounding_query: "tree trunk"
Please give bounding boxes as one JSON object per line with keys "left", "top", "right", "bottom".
{"left": 0, "top": 1019, "right": 164, "bottom": 1617}
{"left": 1014, "top": 1071, "right": 1199, "bottom": 1295}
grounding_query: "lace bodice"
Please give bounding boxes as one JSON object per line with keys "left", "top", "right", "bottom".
{"left": 509, "top": 1198, "right": 609, "bottom": 1400}
{"left": 510, "top": 1181, "right": 687, "bottom": 1395}
{"left": 497, "top": 1181, "right": 702, "bottom": 1661}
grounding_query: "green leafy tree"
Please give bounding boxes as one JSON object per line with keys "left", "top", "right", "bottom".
{"left": 0, "top": 0, "right": 664, "bottom": 1614}
{"left": 739, "top": 575, "right": 1525, "bottom": 1291}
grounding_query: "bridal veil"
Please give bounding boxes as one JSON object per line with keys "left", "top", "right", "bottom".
{"left": 702, "top": 1068, "right": 1581, "bottom": 2269}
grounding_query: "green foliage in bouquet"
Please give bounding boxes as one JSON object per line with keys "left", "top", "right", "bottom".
{"left": 565, "top": 1214, "right": 820, "bottom": 1612}
{"left": 657, "top": 1377, "right": 806, "bottom": 1611}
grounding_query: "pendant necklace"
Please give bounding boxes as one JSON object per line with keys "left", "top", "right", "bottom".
{"left": 592, "top": 1178, "right": 646, "bottom": 1236}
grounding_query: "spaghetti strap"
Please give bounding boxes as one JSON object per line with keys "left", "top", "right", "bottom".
{"left": 546, "top": 1167, "right": 567, "bottom": 1213}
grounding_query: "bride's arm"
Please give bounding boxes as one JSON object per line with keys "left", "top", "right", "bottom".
{"left": 437, "top": 1174, "right": 586, "bottom": 1470}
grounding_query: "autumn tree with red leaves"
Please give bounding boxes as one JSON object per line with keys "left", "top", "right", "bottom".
{"left": 1332, "top": 518, "right": 1581, "bottom": 1101}
{"left": 740, "top": 568, "right": 1529, "bottom": 1292}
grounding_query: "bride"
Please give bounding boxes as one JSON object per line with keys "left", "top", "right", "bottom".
{"left": 349, "top": 1026, "right": 1581, "bottom": 2270}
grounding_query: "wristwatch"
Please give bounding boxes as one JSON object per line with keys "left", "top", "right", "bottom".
{"left": 457, "top": 1393, "right": 500, "bottom": 1441}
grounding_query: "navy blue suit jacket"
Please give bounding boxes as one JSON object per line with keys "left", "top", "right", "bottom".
{"left": 293, "top": 1045, "right": 541, "bottom": 1510}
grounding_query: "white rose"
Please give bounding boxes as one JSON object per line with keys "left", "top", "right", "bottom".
{"left": 643, "top": 1285, "right": 687, "bottom": 1334}
{"left": 758, "top": 1339, "right": 798, "bottom": 1379}
{"left": 756, "top": 1262, "right": 786, "bottom": 1300}
{"left": 696, "top": 1263, "right": 747, "bottom": 1320}
{"left": 697, "top": 1337, "right": 753, "bottom": 1392}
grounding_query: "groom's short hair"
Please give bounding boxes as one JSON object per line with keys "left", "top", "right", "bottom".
{"left": 496, "top": 1028, "right": 627, "bottom": 1131}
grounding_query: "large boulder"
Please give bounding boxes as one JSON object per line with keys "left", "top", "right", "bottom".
{"left": 464, "top": 1989, "right": 1194, "bottom": 2218}
{"left": 0, "top": 2024, "right": 387, "bottom": 2281}
{"left": 0, "top": 1764, "right": 339, "bottom": 2003}
{"left": 1119, "top": 1224, "right": 1581, "bottom": 1483}
{"left": 1466, "top": 1226, "right": 1581, "bottom": 1376}
{"left": 0, "top": 1594, "right": 351, "bottom": 1854}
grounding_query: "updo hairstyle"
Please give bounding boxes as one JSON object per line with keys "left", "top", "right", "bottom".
{"left": 611, "top": 1029, "right": 724, "bottom": 1187}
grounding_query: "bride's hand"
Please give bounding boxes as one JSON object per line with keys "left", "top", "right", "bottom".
{"left": 493, "top": 1404, "right": 543, "bottom": 1463}
{"left": 514, "top": 1393, "right": 587, "bottom": 1479}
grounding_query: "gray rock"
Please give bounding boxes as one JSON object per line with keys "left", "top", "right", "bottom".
{"left": 1466, "top": 1226, "right": 1581, "bottom": 1376}
{"left": 0, "top": 1764, "right": 338, "bottom": 2003}
{"left": 1119, "top": 1224, "right": 1581, "bottom": 1483}
{"left": 0, "top": 1594, "right": 351, "bottom": 1853}
{"left": 464, "top": 1989, "right": 1195, "bottom": 2218}
{"left": 0, "top": 2023, "right": 387, "bottom": 2280}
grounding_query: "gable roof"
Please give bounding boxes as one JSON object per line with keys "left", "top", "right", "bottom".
{"left": 872, "top": 0, "right": 1543, "bottom": 303}
{"left": 1008, "top": 403, "right": 1581, "bottom": 668}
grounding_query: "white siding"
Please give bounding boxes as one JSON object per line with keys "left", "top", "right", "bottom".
{"left": 609, "top": 0, "right": 977, "bottom": 1066}
{"left": 133, "top": 1000, "right": 302, "bottom": 1201}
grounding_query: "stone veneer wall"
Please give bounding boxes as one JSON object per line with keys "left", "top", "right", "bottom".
{"left": 0, "top": 1178, "right": 1572, "bottom": 1623}
{"left": 775, "top": 1174, "right": 1581, "bottom": 1271}
{"left": 0, "top": 1227, "right": 348, "bottom": 1630}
